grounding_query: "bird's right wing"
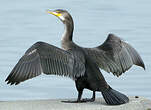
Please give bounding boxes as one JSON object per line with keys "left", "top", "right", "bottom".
{"left": 5, "top": 42, "right": 85, "bottom": 85}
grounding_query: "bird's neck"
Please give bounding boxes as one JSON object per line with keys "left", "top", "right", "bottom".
{"left": 61, "top": 20, "right": 74, "bottom": 49}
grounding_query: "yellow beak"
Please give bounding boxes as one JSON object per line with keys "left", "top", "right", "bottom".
{"left": 47, "top": 10, "right": 62, "bottom": 17}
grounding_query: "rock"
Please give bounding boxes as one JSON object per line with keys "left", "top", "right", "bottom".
{"left": 0, "top": 96, "right": 151, "bottom": 110}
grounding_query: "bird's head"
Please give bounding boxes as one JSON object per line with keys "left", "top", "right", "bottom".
{"left": 47, "top": 9, "right": 73, "bottom": 24}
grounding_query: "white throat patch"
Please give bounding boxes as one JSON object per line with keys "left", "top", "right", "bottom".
{"left": 59, "top": 15, "right": 65, "bottom": 21}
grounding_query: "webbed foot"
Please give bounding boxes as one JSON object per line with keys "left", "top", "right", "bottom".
{"left": 61, "top": 100, "right": 87, "bottom": 103}
{"left": 61, "top": 98, "right": 95, "bottom": 103}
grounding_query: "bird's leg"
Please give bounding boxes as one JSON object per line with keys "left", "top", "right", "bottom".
{"left": 81, "top": 91, "right": 96, "bottom": 102}
{"left": 76, "top": 90, "right": 83, "bottom": 102}
{"left": 91, "top": 91, "right": 96, "bottom": 101}
{"left": 62, "top": 90, "right": 86, "bottom": 103}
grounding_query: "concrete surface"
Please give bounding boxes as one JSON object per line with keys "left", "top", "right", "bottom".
{"left": 0, "top": 96, "right": 151, "bottom": 110}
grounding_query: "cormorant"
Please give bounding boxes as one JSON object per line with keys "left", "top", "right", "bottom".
{"left": 5, "top": 9, "right": 145, "bottom": 105}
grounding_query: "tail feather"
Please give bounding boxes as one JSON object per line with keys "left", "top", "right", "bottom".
{"left": 102, "top": 87, "right": 129, "bottom": 105}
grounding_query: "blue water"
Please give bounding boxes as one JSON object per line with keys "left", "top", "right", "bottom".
{"left": 0, "top": 0, "right": 151, "bottom": 101}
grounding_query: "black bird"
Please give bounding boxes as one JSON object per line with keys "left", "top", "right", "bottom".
{"left": 5, "top": 9, "right": 145, "bottom": 105}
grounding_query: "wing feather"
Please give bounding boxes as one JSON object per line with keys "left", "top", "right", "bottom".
{"left": 6, "top": 41, "right": 85, "bottom": 85}
{"left": 84, "top": 34, "right": 145, "bottom": 76}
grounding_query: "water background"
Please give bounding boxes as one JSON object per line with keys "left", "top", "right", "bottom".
{"left": 0, "top": 0, "right": 151, "bottom": 101}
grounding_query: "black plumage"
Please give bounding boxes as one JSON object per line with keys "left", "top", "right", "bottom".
{"left": 5, "top": 9, "right": 145, "bottom": 105}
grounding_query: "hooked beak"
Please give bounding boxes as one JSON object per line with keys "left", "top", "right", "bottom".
{"left": 47, "top": 9, "right": 65, "bottom": 21}
{"left": 47, "top": 10, "right": 62, "bottom": 17}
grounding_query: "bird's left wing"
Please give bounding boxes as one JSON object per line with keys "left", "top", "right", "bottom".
{"left": 84, "top": 34, "right": 145, "bottom": 77}
{"left": 5, "top": 42, "right": 85, "bottom": 85}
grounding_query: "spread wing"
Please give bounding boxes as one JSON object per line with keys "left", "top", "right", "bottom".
{"left": 5, "top": 42, "right": 85, "bottom": 85}
{"left": 84, "top": 34, "right": 145, "bottom": 77}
